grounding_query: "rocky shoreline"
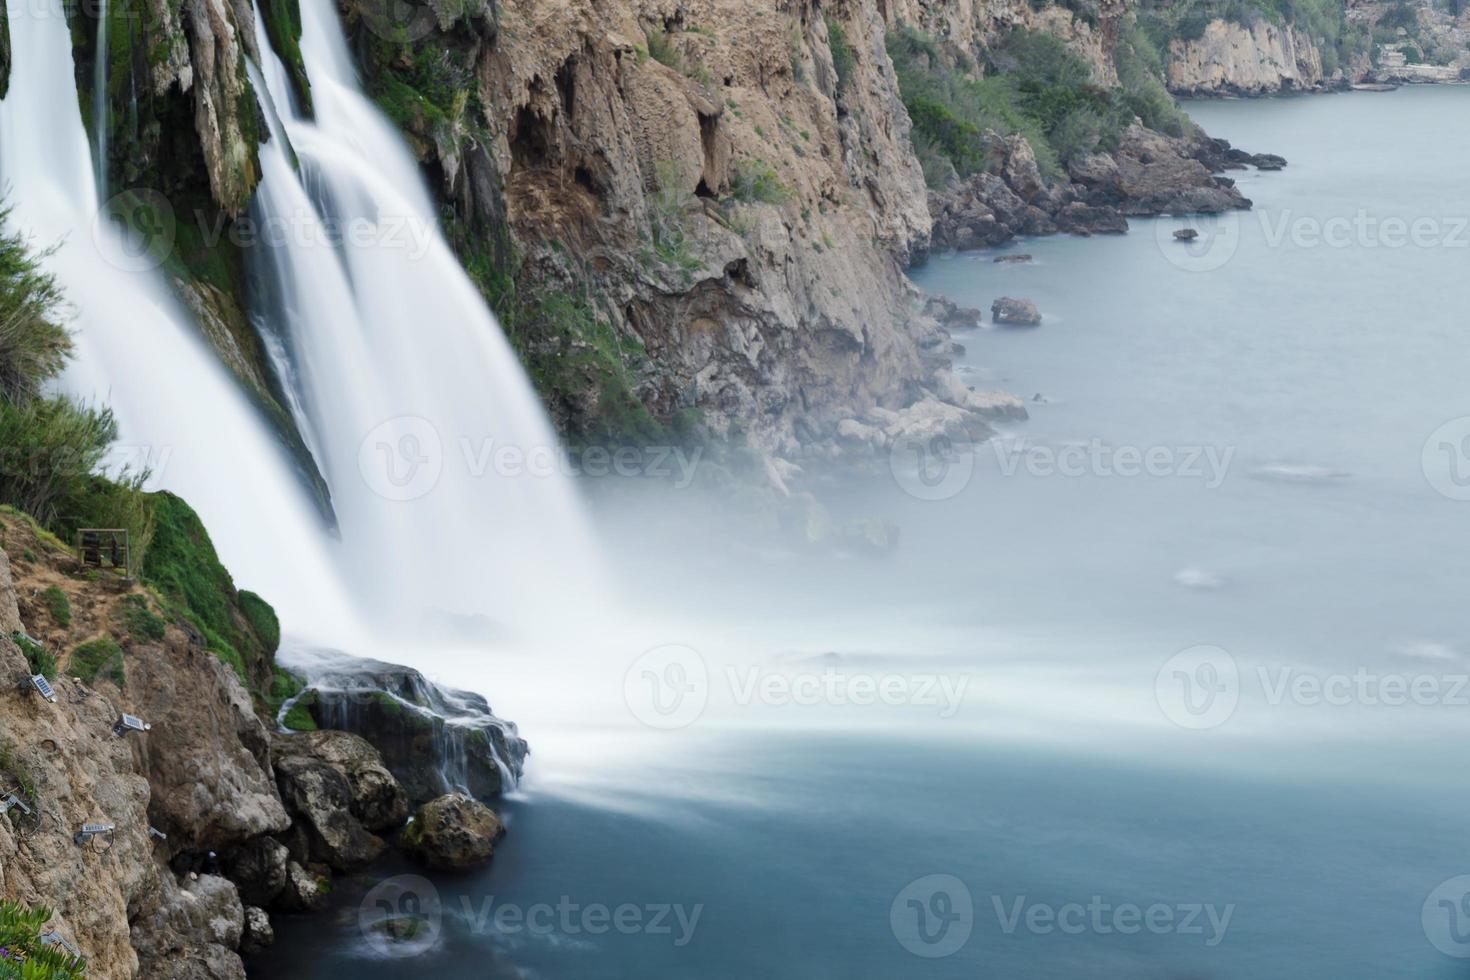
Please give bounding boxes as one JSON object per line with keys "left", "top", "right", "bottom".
{"left": 923, "top": 124, "right": 1283, "bottom": 253}
{"left": 0, "top": 508, "right": 520, "bottom": 978}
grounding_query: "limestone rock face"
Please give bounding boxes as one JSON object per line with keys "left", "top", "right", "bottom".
{"left": 1167, "top": 20, "right": 1326, "bottom": 96}
{"left": 273, "top": 753, "right": 386, "bottom": 871}
{"left": 0, "top": 514, "right": 273, "bottom": 979}
{"left": 401, "top": 793, "right": 504, "bottom": 870}
{"left": 275, "top": 729, "right": 410, "bottom": 832}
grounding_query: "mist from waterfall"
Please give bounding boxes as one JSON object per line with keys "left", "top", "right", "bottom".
{"left": 0, "top": 0, "right": 361, "bottom": 643}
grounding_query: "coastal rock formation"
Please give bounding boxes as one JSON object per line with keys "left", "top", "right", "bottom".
{"left": 400, "top": 793, "right": 504, "bottom": 870}
{"left": 1167, "top": 19, "right": 1327, "bottom": 96}
{"left": 929, "top": 123, "right": 1256, "bottom": 251}
{"left": 992, "top": 297, "right": 1042, "bottom": 326}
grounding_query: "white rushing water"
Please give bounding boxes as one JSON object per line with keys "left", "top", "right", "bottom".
{"left": 0, "top": 0, "right": 360, "bottom": 642}
{"left": 0, "top": 0, "right": 601, "bottom": 651}
{"left": 249, "top": 0, "right": 602, "bottom": 639}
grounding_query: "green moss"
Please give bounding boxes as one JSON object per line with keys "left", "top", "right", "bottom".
{"left": 139, "top": 493, "right": 278, "bottom": 693}
{"left": 71, "top": 635, "right": 125, "bottom": 688}
{"left": 41, "top": 586, "right": 70, "bottom": 628}
{"left": 260, "top": 0, "right": 312, "bottom": 112}
{"left": 12, "top": 632, "right": 56, "bottom": 681}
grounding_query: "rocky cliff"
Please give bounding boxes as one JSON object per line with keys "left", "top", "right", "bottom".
{"left": 1158, "top": 0, "right": 1469, "bottom": 96}
{"left": 0, "top": 503, "right": 521, "bottom": 977}
{"left": 1167, "top": 19, "right": 1328, "bottom": 95}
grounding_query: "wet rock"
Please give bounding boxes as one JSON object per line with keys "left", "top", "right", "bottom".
{"left": 401, "top": 793, "right": 504, "bottom": 870}
{"left": 994, "top": 254, "right": 1033, "bottom": 264}
{"left": 275, "top": 861, "right": 329, "bottom": 913}
{"left": 240, "top": 907, "right": 273, "bottom": 956}
{"left": 291, "top": 651, "right": 525, "bottom": 805}
{"left": 991, "top": 297, "right": 1042, "bottom": 327}
{"left": 274, "top": 754, "right": 385, "bottom": 871}
{"left": 220, "top": 836, "right": 289, "bottom": 908}
{"left": 1174, "top": 228, "right": 1200, "bottom": 242}
{"left": 275, "top": 730, "right": 409, "bottom": 833}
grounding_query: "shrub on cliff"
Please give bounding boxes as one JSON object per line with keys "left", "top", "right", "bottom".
{"left": 0, "top": 203, "right": 153, "bottom": 558}
{"left": 140, "top": 492, "right": 280, "bottom": 691}
{"left": 0, "top": 901, "right": 86, "bottom": 978}
{"left": 0, "top": 211, "right": 69, "bottom": 404}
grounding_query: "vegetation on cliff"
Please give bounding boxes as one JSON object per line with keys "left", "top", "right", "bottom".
{"left": 0, "top": 901, "right": 86, "bottom": 978}
{"left": 889, "top": 25, "right": 1189, "bottom": 188}
{"left": 0, "top": 200, "right": 282, "bottom": 703}
{"left": 1136, "top": 0, "right": 1370, "bottom": 74}
{"left": 140, "top": 492, "right": 280, "bottom": 692}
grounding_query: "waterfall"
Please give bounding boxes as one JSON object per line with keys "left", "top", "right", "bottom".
{"left": 247, "top": 0, "right": 602, "bottom": 638}
{"left": 0, "top": 0, "right": 603, "bottom": 663}
{"left": 0, "top": 0, "right": 362, "bottom": 643}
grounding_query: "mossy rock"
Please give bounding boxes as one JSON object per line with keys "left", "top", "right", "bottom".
{"left": 139, "top": 492, "right": 279, "bottom": 699}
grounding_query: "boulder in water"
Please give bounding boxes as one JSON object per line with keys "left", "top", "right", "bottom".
{"left": 282, "top": 648, "right": 527, "bottom": 805}
{"left": 991, "top": 297, "right": 1042, "bottom": 326}
{"left": 400, "top": 793, "right": 504, "bottom": 870}
{"left": 1173, "top": 228, "right": 1200, "bottom": 242}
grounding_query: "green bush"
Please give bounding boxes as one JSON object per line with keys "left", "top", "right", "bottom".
{"left": 41, "top": 587, "right": 69, "bottom": 628}
{"left": 728, "top": 159, "right": 790, "bottom": 204}
{"left": 645, "top": 27, "right": 682, "bottom": 70}
{"left": 0, "top": 901, "right": 86, "bottom": 978}
{"left": 140, "top": 493, "right": 278, "bottom": 689}
{"left": 70, "top": 635, "right": 124, "bottom": 688}
{"left": 12, "top": 632, "right": 55, "bottom": 680}
{"left": 0, "top": 212, "right": 70, "bottom": 406}
{"left": 826, "top": 17, "right": 856, "bottom": 96}
{"left": 113, "top": 594, "right": 166, "bottom": 644}
{"left": 0, "top": 202, "right": 154, "bottom": 565}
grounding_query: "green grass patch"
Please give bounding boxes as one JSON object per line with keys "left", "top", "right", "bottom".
{"left": 12, "top": 631, "right": 55, "bottom": 680}
{"left": 139, "top": 493, "right": 278, "bottom": 692}
{"left": 728, "top": 159, "right": 790, "bottom": 204}
{"left": 71, "top": 635, "right": 124, "bottom": 688}
{"left": 114, "top": 594, "right": 167, "bottom": 644}
{"left": 41, "top": 586, "right": 70, "bottom": 628}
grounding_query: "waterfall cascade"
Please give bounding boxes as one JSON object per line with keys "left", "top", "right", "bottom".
{"left": 247, "top": 0, "right": 601, "bottom": 639}
{"left": 0, "top": 0, "right": 361, "bottom": 643}
{"left": 0, "top": 0, "right": 602, "bottom": 647}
